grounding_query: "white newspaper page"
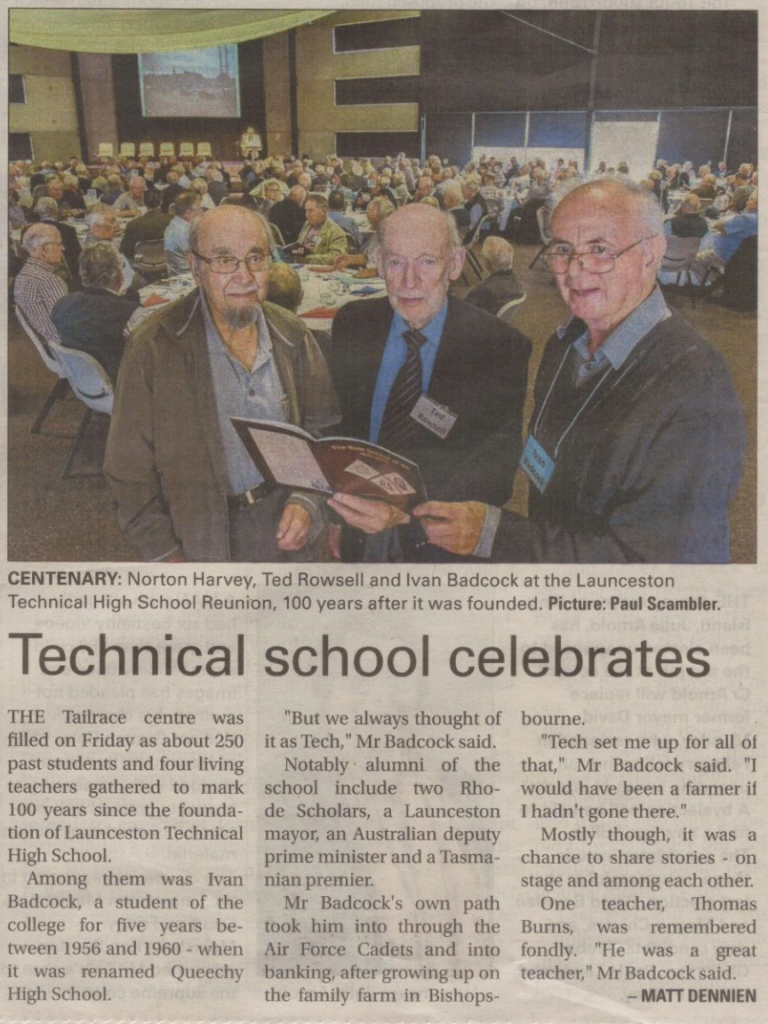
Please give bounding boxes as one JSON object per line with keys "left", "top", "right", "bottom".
{"left": 2, "top": 3, "right": 764, "bottom": 1024}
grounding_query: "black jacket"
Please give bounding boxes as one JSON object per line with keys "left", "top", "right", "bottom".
{"left": 51, "top": 287, "right": 138, "bottom": 384}
{"left": 330, "top": 295, "right": 531, "bottom": 558}
{"left": 269, "top": 198, "right": 306, "bottom": 245}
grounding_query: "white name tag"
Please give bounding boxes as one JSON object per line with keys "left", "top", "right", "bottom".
{"left": 410, "top": 394, "right": 458, "bottom": 439}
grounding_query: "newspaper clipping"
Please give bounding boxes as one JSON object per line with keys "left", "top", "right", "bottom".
{"left": 3, "top": 3, "right": 764, "bottom": 1024}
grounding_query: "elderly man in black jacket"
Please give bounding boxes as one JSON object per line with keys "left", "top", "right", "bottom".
{"left": 328, "top": 203, "right": 531, "bottom": 561}
{"left": 51, "top": 243, "right": 138, "bottom": 383}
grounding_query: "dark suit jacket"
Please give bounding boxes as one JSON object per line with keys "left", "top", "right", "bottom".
{"left": 207, "top": 181, "right": 230, "bottom": 206}
{"left": 330, "top": 295, "right": 531, "bottom": 557}
{"left": 269, "top": 198, "right": 306, "bottom": 245}
{"left": 161, "top": 183, "right": 185, "bottom": 215}
{"left": 120, "top": 209, "right": 172, "bottom": 260}
{"left": 51, "top": 287, "right": 138, "bottom": 384}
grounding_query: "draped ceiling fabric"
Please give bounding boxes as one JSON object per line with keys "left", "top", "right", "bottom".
{"left": 9, "top": 9, "right": 333, "bottom": 53}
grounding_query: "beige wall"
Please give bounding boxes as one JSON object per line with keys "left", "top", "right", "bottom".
{"left": 295, "top": 11, "right": 420, "bottom": 159}
{"left": 10, "top": 45, "right": 80, "bottom": 161}
{"left": 263, "top": 33, "right": 292, "bottom": 157}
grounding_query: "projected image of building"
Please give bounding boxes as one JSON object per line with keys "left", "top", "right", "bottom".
{"left": 139, "top": 45, "right": 240, "bottom": 118}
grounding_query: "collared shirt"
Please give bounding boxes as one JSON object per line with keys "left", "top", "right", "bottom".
{"left": 713, "top": 210, "right": 757, "bottom": 263}
{"left": 201, "top": 294, "right": 287, "bottom": 496}
{"left": 163, "top": 216, "right": 192, "bottom": 276}
{"left": 369, "top": 303, "right": 448, "bottom": 445}
{"left": 13, "top": 257, "right": 68, "bottom": 348}
{"left": 299, "top": 224, "right": 320, "bottom": 251}
{"left": 113, "top": 191, "right": 144, "bottom": 213}
{"left": 563, "top": 285, "right": 672, "bottom": 387}
{"left": 328, "top": 209, "right": 363, "bottom": 249}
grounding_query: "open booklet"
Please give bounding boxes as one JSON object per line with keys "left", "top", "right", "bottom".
{"left": 231, "top": 418, "right": 427, "bottom": 510}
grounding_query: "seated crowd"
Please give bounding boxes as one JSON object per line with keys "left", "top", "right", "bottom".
{"left": 8, "top": 145, "right": 754, "bottom": 564}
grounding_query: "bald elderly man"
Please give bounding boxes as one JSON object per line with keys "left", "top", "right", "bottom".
{"left": 415, "top": 178, "right": 745, "bottom": 563}
{"left": 105, "top": 205, "right": 339, "bottom": 562}
{"left": 328, "top": 203, "right": 531, "bottom": 562}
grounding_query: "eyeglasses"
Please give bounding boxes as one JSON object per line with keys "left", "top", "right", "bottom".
{"left": 42, "top": 241, "right": 64, "bottom": 249}
{"left": 542, "top": 237, "right": 650, "bottom": 275}
{"left": 192, "top": 251, "right": 272, "bottom": 274}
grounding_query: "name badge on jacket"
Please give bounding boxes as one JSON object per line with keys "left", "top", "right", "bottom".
{"left": 410, "top": 395, "right": 457, "bottom": 439}
{"left": 520, "top": 434, "right": 555, "bottom": 494}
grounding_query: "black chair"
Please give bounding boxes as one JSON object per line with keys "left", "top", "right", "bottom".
{"left": 497, "top": 293, "right": 527, "bottom": 325}
{"left": 342, "top": 230, "right": 360, "bottom": 255}
{"left": 720, "top": 235, "right": 757, "bottom": 311}
{"left": 529, "top": 206, "right": 552, "bottom": 269}
{"left": 132, "top": 239, "right": 167, "bottom": 282}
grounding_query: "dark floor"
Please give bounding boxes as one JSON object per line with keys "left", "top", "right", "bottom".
{"left": 7, "top": 241, "right": 757, "bottom": 563}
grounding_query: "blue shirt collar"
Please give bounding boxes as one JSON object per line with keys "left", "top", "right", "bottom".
{"left": 199, "top": 291, "right": 272, "bottom": 371}
{"left": 390, "top": 300, "right": 449, "bottom": 348}
{"left": 558, "top": 286, "right": 672, "bottom": 371}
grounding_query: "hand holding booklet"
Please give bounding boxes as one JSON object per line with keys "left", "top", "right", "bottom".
{"left": 231, "top": 419, "right": 427, "bottom": 510}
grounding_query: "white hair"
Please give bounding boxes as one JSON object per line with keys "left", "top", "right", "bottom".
{"left": 22, "top": 222, "right": 59, "bottom": 254}
{"left": 481, "top": 235, "right": 514, "bottom": 272}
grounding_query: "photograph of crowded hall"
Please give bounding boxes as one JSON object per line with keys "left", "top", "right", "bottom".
{"left": 7, "top": 8, "right": 757, "bottom": 564}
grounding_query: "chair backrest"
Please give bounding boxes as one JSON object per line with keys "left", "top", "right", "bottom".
{"left": 660, "top": 234, "right": 702, "bottom": 271}
{"left": 133, "top": 239, "right": 167, "bottom": 274}
{"left": 497, "top": 293, "right": 527, "bottom": 324}
{"left": 342, "top": 230, "right": 360, "bottom": 254}
{"left": 463, "top": 213, "right": 494, "bottom": 249}
{"left": 15, "top": 306, "right": 66, "bottom": 378}
{"left": 197, "top": 142, "right": 212, "bottom": 157}
{"left": 179, "top": 142, "right": 195, "bottom": 158}
{"left": 98, "top": 142, "right": 114, "bottom": 159}
{"left": 159, "top": 142, "right": 175, "bottom": 158}
{"left": 120, "top": 142, "right": 136, "bottom": 157}
{"left": 535, "top": 204, "right": 551, "bottom": 244}
{"left": 268, "top": 222, "right": 286, "bottom": 248}
{"left": 139, "top": 141, "right": 155, "bottom": 157}
{"left": 52, "top": 346, "right": 114, "bottom": 415}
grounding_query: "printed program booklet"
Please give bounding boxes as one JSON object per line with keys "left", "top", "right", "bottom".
{"left": 231, "top": 418, "right": 427, "bottom": 510}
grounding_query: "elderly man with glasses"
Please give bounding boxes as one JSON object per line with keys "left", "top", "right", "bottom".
{"left": 13, "top": 222, "right": 69, "bottom": 349}
{"left": 414, "top": 178, "right": 745, "bottom": 563}
{"left": 105, "top": 205, "right": 339, "bottom": 562}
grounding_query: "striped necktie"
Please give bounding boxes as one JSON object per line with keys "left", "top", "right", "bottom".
{"left": 377, "top": 328, "right": 427, "bottom": 452}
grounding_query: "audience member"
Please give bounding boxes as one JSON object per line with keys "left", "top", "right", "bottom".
{"left": 14, "top": 222, "right": 69, "bottom": 349}
{"left": 327, "top": 190, "right": 362, "bottom": 249}
{"left": 269, "top": 185, "right": 307, "bottom": 245}
{"left": 669, "top": 194, "right": 709, "bottom": 238}
{"left": 163, "top": 191, "right": 203, "bottom": 275}
{"left": 293, "top": 193, "right": 348, "bottom": 265}
{"left": 267, "top": 262, "right": 303, "bottom": 314}
{"left": 31, "top": 196, "right": 81, "bottom": 286}
{"left": 119, "top": 189, "right": 172, "bottom": 260}
{"left": 464, "top": 236, "right": 524, "bottom": 315}
{"left": 51, "top": 243, "right": 138, "bottom": 383}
